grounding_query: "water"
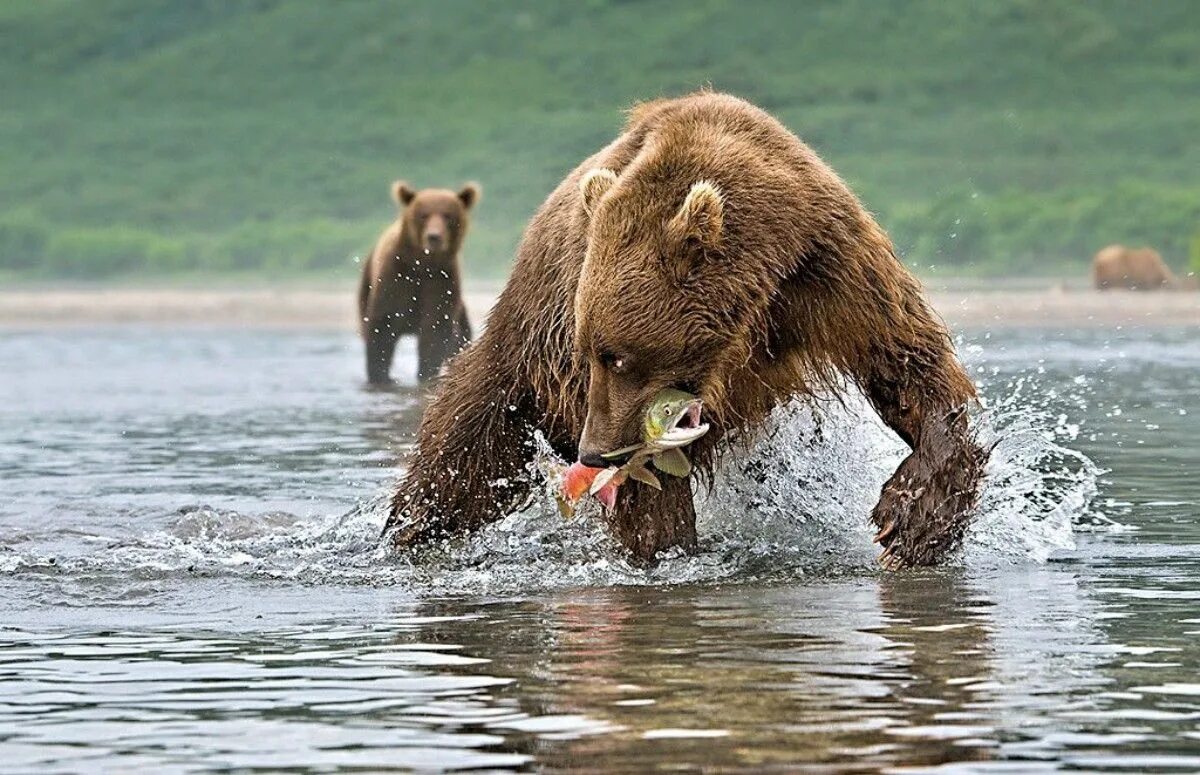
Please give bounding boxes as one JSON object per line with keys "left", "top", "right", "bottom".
{"left": 1, "top": 324, "right": 1198, "bottom": 771}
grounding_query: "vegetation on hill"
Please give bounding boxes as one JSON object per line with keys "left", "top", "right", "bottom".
{"left": 2, "top": 0, "right": 1198, "bottom": 281}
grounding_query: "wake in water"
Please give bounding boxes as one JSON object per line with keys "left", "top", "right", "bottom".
{"left": 1, "top": 377, "right": 1106, "bottom": 593}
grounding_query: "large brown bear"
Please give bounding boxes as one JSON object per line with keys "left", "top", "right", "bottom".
{"left": 358, "top": 181, "right": 479, "bottom": 384}
{"left": 1092, "top": 244, "right": 1193, "bottom": 291}
{"left": 385, "top": 92, "right": 986, "bottom": 568}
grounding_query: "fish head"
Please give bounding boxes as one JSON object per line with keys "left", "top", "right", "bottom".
{"left": 644, "top": 388, "right": 707, "bottom": 447}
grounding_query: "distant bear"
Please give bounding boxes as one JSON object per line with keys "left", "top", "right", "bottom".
{"left": 384, "top": 92, "right": 986, "bottom": 567}
{"left": 358, "top": 182, "right": 479, "bottom": 384}
{"left": 1092, "top": 244, "right": 1187, "bottom": 291}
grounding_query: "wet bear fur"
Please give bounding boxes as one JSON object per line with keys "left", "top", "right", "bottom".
{"left": 385, "top": 92, "right": 986, "bottom": 567}
{"left": 358, "top": 182, "right": 479, "bottom": 384}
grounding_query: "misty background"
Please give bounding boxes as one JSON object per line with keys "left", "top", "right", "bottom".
{"left": 2, "top": 0, "right": 1198, "bottom": 282}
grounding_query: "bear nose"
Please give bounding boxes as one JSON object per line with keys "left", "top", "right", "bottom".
{"left": 424, "top": 232, "right": 444, "bottom": 250}
{"left": 578, "top": 450, "right": 611, "bottom": 468}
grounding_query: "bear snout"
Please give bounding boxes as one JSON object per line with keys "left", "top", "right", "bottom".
{"left": 422, "top": 213, "right": 449, "bottom": 252}
{"left": 578, "top": 423, "right": 638, "bottom": 468}
{"left": 577, "top": 420, "right": 634, "bottom": 468}
{"left": 422, "top": 230, "right": 445, "bottom": 252}
{"left": 577, "top": 449, "right": 611, "bottom": 469}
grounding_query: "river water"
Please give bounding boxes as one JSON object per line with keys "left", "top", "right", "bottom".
{"left": 1, "top": 324, "right": 1197, "bottom": 771}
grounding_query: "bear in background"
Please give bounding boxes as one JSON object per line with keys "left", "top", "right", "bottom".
{"left": 384, "top": 92, "right": 986, "bottom": 567}
{"left": 358, "top": 181, "right": 479, "bottom": 384}
{"left": 1092, "top": 244, "right": 1195, "bottom": 291}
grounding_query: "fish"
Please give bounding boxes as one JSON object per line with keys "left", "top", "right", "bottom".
{"left": 559, "top": 460, "right": 624, "bottom": 513}
{"left": 557, "top": 389, "right": 708, "bottom": 514}
{"left": 604, "top": 388, "right": 708, "bottom": 481}
{"left": 643, "top": 388, "right": 710, "bottom": 450}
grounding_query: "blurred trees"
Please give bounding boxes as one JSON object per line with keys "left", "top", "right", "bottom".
{"left": 2, "top": 0, "right": 1197, "bottom": 279}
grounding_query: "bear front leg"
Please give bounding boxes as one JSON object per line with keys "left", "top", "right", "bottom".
{"left": 364, "top": 322, "right": 401, "bottom": 385}
{"left": 862, "top": 367, "right": 988, "bottom": 569}
{"left": 454, "top": 302, "right": 473, "bottom": 343}
{"left": 386, "top": 345, "right": 534, "bottom": 547}
{"left": 416, "top": 320, "right": 449, "bottom": 383}
{"left": 603, "top": 475, "right": 697, "bottom": 563}
{"left": 417, "top": 308, "right": 469, "bottom": 384}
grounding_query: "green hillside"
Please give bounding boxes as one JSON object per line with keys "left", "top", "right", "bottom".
{"left": 2, "top": 0, "right": 1198, "bottom": 281}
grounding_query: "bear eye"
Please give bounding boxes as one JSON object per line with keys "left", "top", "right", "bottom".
{"left": 599, "top": 351, "right": 628, "bottom": 373}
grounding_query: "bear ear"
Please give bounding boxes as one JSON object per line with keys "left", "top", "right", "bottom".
{"left": 391, "top": 181, "right": 417, "bottom": 207}
{"left": 670, "top": 181, "right": 724, "bottom": 250}
{"left": 458, "top": 182, "right": 480, "bottom": 210}
{"left": 579, "top": 168, "right": 618, "bottom": 218}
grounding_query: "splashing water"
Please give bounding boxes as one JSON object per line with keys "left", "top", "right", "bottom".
{"left": 2, "top": 370, "right": 1105, "bottom": 596}
{"left": 966, "top": 378, "right": 1106, "bottom": 563}
{"left": 690, "top": 381, "right": 1101, "bottom": 572}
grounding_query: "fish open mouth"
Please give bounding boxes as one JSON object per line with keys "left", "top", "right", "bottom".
{"left": 677, "top": 400, "right": 703, "bottom": 430}
{"left": 655, "top": 399, "right": 709, "bottom": 449}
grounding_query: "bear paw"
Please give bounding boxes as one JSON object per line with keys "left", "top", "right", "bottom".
{"left": 871, "top": 449, "right": 983, "bottom": 569}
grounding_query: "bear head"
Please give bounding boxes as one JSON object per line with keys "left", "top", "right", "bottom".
{"left": 573, "top": 166, "right": 757, "bottom": 468}
{"left": 392, "top": 181, "right": 480, "bottom": 256}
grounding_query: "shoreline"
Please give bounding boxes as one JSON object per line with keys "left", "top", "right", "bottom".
{"left": 0, "top": 284, "right": 1197, "bottom": 329}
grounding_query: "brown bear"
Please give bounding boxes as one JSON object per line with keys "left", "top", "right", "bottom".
{"left": 1092, "top": 244, "right": 1191, "bottom": 291}
{"left": 358, "top": 181, "right": 479, "bottom": 384}
{"left": 384, "top": 92, "right": 986, "bottom": 568}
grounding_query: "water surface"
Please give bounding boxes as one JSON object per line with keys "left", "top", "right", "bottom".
{"left": 1, "top": 325, "right": 1197, "bottom": 771}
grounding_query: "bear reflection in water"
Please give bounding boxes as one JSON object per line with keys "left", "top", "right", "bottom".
{"left": 384, "top": 91, "right": 987, "bottom": 568}
{"left": 401, "top": 579, "right": 995, "bottom": 769}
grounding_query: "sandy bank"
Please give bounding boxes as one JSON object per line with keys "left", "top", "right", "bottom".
{"left": 0, "top": 284, "right": 1197, "bottom": 329}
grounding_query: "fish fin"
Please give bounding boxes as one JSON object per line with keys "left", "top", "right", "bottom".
{"left": 627, "top": 463, "right": 662, "bottom": 490}
{"left": 652, "top": 447, "right": 692, "bottom": 478}
{"left": 596, "top": 481, "right": 620, "bottom": 510}
{"left": 602, "top": 443, "right": 644, "bottom": 460}
{"left": 589, "top": 466, "right": 622, "bottom": 495}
